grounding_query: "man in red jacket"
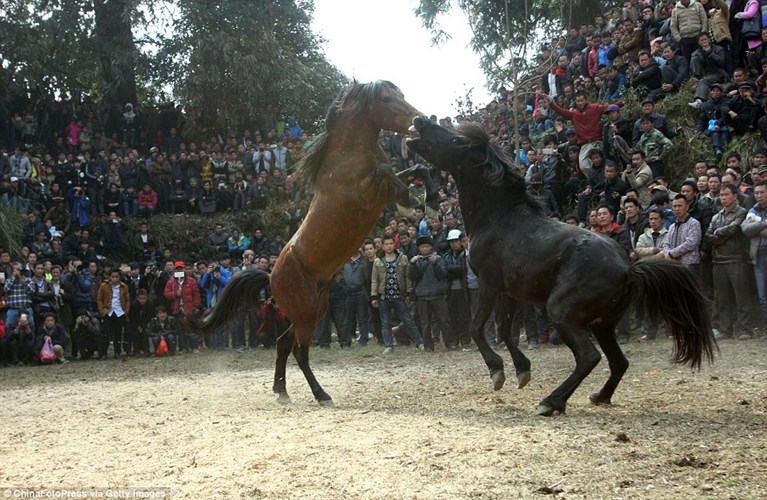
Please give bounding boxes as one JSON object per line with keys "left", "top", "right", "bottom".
{"left": 541, "top": 92, "right": 615, "bottom": 183}
{"left": 163, "top": 261, "right": 203, "bottom": 352}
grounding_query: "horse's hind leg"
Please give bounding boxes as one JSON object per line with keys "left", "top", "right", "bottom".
{"left": 535, "top": 322, "right": 602, "bottom": 416}
{"left": 495, "top": 296, "right": 531, "bottom": 389}
{"left": 291, "top": 333, "right": 333, "bottom": 405}
{"left": 273, "top": 326, "right": 295, "bottom": 403}
{"left": 472, "top": 285, "right": 506, "bottom": 390}
{"left": 588, "top": 321, "right": 629, "bottom": 406}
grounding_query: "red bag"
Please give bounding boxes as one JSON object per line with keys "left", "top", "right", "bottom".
{"left": 40, "top": 336, "right": 57, "bottom": 363}
{"left": 156, "top": 336, "right": 168, "bottom": 357}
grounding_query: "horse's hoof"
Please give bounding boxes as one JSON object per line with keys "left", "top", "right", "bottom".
{"left": 589, "top": 392, "right": 611, "bottom": 406}
{"left": 535, "top": 404, "right": 555, "bottom": 417}
{"left": 276, "top": 393, "right": 291, "bottom": 405}
{"left": 318, "top": 398, "right": 335, "bottom": 407}
{"left": 491, "top": 370, "right": 506, "bottom": 391}
{"left": 516, "top": 371, "right": 531, "bottom": 390}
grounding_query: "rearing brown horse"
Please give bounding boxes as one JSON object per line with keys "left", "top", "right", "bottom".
{"left": 199, "top": 81, "right": 422, "bottom": 404}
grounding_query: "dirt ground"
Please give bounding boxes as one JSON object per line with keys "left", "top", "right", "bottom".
{"left": 1, "top": 337, "right": 765, "bottom": 499}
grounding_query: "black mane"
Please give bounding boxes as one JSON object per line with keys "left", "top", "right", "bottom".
{"left": 295, "top": 80, "right": 401, "bottom": 189}
{"left": 455, "top": 122, "right": 544, "bottom": 216}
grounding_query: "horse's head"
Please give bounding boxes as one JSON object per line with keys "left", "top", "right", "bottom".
{"left": 339, "top": 81, "right": 422, "bottom": 134}
{"left": 408, "top": 116, "right": 524, "bottom": 191}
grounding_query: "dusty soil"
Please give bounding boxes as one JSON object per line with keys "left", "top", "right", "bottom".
{"left": 1, "top": 338, "right": 766, "bottom": 499}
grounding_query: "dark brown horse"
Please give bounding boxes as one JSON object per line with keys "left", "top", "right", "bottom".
{"left": 407, "top": 117, "right": 717, "bottom": 416}
{"left": 199, "top": 81, "right": 422, "bottom": 404}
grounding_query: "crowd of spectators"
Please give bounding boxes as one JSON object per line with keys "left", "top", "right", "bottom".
{"left": 4, "top": 0, "right": 767, "bottom": 366}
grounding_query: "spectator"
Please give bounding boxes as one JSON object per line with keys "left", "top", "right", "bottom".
{"left": 741, "top": 181, "right": 767, "bottom": 332}
{"left": 663, "top": 193, "right": 703, "bottom": 268}
{"left": 697, "top": 82, "right": 730, "bottom": 157}
{"left": 622, "top": 150, "right": 654, "bottom": 205}
{"left": 724, "top": 81, "right": 761, "bottom": 135}
{"left": 97, "top": 269, "right": 131, "bottom": 359}
{"left": 688, "top": 33, "right": 728, "bottom": 108}
{"left": 34, "top": 312, "right": 68, "bottom": 364}
{"left": 137, "top": 184, "right": 158, "bottom": 218}
{"left": 163, "top": 261, "right": 202, "bottom": 352}
{"left": 342, "top": 249, "right": 371, "bottom": 347}
{"left": 636, "top": 116, "right": 674, "bottom": 179}
{"left": 543, "top": 92, "right": 613, "bottom": 182}
{"left": 408, "top": 235, "right": 450, "bottom": 352}
{"left": 704, "top": 184, "right": 752, "bottom": 339}
{"left": 148, "top": 305, "right": 179, "bottom": 355}
{"left": 370, "top": 235, "right": 424, "bottom": 354}
{"left": 207, "top": 223, "right": 228, "bottom": 257}
{"left": 3, "top": 261, "right": 35, "bottom": 329}
{"left": 670, "top": 0, "right": 709, "bottom": 59}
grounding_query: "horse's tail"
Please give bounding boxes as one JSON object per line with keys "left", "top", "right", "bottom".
{"left": 629, "top": 259, "right": 718, "bottom": 369}
{"left": 195, "top": 268, "right": 272, "bottom": 334}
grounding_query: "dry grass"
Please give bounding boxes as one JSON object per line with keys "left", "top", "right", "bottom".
{"left": 0, "top": 337, "right": 765, "bottom": 499}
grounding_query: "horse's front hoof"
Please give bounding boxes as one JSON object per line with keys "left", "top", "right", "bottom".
{"left": 490, "top": 370, "right": 506, "bottom": 391}
{"left": 276, "top": 393, "right": 291, "bottom": 405}
{"left": 516, "top": 371, "right": 531, "bottom": 389}
{"left": 589, "top": 392, "right": 611, "bottom": 406}
{"left": 535, "top": 404, "right": 555, "bottom": 417}
{"left": 318, "top": 398, "right": 335, "bottom": 407}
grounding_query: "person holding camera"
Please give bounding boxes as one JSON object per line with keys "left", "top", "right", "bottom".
{"left": 199, "top": 263, "right": 230, "bottom": 349}
{"left": 72, "top": 309, "right": 104, "bottom": 360}
{"left": 97, "top": 269, "right": 131, "bottom": 359}
{"left": 3, "top": 262, "right": 35, "bottom": 329}
{"left": 7, "top": 312, "right": 35, "bottom": 364}
{"left": 70, "top": 186, "right": 91, "bottom": 229}
{"left": 408, "top": 235, "right": 451, "bottom": 352}
{"left": 148, "top": 305, "right": 179, "bottom": 355}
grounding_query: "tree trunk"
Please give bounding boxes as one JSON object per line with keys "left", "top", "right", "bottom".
{"left": 563, "top": 0, "right": 610, "bottom": 29}
{"left": 93, "top": 0, "right": 138, "bottom": 109}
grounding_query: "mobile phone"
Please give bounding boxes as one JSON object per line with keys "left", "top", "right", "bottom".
{"left": 174, "top": 271, "right": 184, "bottom": 278}
{"left": 0, "top": 272, "right": 4, "bottom": 280}
{"left": 542, "top": 148, "right": 554, "bottom": 155}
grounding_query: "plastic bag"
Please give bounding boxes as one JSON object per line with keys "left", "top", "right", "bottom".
{"left": 156, "top": 336, "right": 168, "bottom": 357}
{"left": 40, "top": 336, "right": 57, "bottom": 363}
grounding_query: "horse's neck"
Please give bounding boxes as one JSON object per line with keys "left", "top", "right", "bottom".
{"left": 457, "top": 183, "right": 524, "bottom": 235}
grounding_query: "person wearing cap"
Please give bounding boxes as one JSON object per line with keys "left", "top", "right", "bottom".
{"left": 631, "top": 97, "right": 673, "bottom": 145}
{"left": 636, "top": 115, "right": 674, "bottom": 179}
{"left": 688, "top": 33, "right": 727, "bottom": 109}
{"left": 408, "top": 234, "right": 449, "bottom": 352}
{"left": 602, "top": 103, "right": 632, "bottom": 166}
{"left": 723, "top": 81, "right": 760, "bottom": 135}
{"left": 97, "top": 269, "right": 131, "bottom": 359}
{"left": 696, "top": 81, "right": 730, "bottom": 158}
{"left": 443, "top": 229, "right": 472, "bottom": 350}
{"left": 163, "top": 261, "right": 202, "bottom": 352}
{"left": 148, "top": 305, "right": 180, "bottom": 355}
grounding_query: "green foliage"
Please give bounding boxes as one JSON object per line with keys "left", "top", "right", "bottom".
{"left": 0, "top": 0, "right": 345, "bottom": 134}
{"left": 0, "top": 206, "right": 25, "bottom": 256}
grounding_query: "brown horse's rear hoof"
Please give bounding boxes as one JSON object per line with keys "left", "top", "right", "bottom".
{"left": 535, "top": 404, "right": 555, "bottom": 417}
{"left": 517, "top": 371, "right": 531, "bottom": 389}
{"left": 491, "top": 370, "right": 506, "bottom": 391}
{"left": 589, "top": 392, "right": 612, "bottom": 406}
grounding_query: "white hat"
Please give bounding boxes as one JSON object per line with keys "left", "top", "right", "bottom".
{"left": 447, "top": 229, "right": 462, "bottom": 241}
